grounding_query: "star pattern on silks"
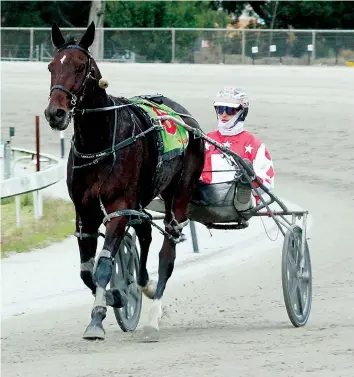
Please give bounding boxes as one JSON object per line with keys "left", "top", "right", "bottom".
{"left": 245, "top": 144, "right": 253, "bottom": 154}
{"left": 223, "top": 141, "right": 232, "bottom": 148}
{"left": 205, "top": 141, "right": 210, "bottom": 150}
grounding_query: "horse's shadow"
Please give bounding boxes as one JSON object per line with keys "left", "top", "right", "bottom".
{"left": 117, "top": 320, "right": 300, "bottom": 345}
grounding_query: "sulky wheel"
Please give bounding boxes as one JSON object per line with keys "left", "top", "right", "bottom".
{"left": 281, "top": 224, "right": 312, "bottom": 327}
{"left": 110, "top": 232, "right": 142, "bottom": 332}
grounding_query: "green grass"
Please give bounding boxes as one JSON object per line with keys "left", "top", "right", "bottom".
{"left": 1, "top": 194, "right": 76, "bottom": 258}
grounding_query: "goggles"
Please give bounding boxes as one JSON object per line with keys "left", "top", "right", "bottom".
{"left": 216, "top": 105, "right": 240, "bottom": 116}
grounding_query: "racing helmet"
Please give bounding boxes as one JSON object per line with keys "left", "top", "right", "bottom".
{"left": 213, "top": 87, "right": 249, "bottom": 125}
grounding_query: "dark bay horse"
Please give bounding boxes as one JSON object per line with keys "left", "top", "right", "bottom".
{"left": 44, "top": 21, "right": 205, "bottom": 340}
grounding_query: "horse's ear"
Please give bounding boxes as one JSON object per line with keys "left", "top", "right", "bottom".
{"left": 79, "top": 21, "right": 95, "bottom": 50}
{"left": 51, "top": 22, "right": 65, "bottom": 49}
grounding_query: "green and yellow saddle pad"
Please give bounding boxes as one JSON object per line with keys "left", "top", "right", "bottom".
{"left": 129, "top": 96, "right": 189, "bottom": 161}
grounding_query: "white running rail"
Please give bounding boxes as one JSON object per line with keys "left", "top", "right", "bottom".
{"left": 0, "top": 147, "right": 64, "bottom": 226}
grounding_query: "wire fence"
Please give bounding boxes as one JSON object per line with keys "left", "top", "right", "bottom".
{"left": 1, "top": 27, "right": 354, "bottom": 65}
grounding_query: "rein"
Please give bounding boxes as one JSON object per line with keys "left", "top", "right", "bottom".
{"left": 48, "top": 44, "right": 160, "bottom": 169}
{"left": 49, "top": 44, "right": 195, "bottom": 242}
{"left": 69, "top": 98, "right": 195, "bottom": 169}
{"left": 70, "top": 102, "right": 160, "bottom": 169}
{"left": 49, "top": 44, "right": 195, "bottom": 170}
{"left": 48, "top": 46, "right": 193, "bottom": 168}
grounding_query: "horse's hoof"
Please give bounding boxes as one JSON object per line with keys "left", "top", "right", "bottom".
{"left": 82, "top": 322, "right": 105, "bottom": 340}
{"left": 83, "top": 306, "right": 106, "bottom": 340}
{"left": 139, "top": 280, "right": 157, "bottom": 300}
{"left": 141, "top": 325, "right": 160, "bottom": 343}
{"left": 106, "top": 289, "right": 128, "bottom": 308}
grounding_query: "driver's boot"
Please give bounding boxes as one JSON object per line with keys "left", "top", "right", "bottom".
{"left": 235, "top": 159, "right": 254, "bottom": 212}
{"left": 235, "top": 180, "right": 252, "bottom": 212}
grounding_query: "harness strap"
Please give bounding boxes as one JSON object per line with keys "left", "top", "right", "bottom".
{"left": 73, "top": 217, "right": 104, "bottom": 240}
{"left": 73, "top": 103, "right": 135, "bottom": 114}
{"left": 101, "top": 209, "right": 181, "bottom": 243}
{"left": 102, "top": 209, "right": 150, "bottom": 226}
{"left": 57, "top": 45, "right": 91, "bottom": 55}
{"left": 50, "top": 44, "right": 93, "bottom": 107}
{"left": 50, "top": 85, "right": 77, "bottom": 104}
{"left": 73, "top": 231, "right": 101, "bottom": 240}
{"left": 71, "top": 122, "right": 161, "bottom": 167}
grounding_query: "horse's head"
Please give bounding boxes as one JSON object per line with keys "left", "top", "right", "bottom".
{"left": 45, "top": 21, "right": 97, "bottom": 130}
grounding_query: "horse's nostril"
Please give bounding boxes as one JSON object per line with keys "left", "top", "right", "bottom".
{"left": 56, "top": 109, "right": 66, "bottom": 119}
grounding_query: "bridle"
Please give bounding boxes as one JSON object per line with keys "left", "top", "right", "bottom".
{"left": 49, "top": 44, "right": 93, "bottom": 108}
{"left": 48, "top": 43, "right": 196, "bottom": 241}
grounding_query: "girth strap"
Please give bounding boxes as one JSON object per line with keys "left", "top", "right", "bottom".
{"left": 73, "top": 231, "right": 103, "bottom": 240}
{"left": 71, "top": 120, "right": 161, "bottom": 169}
{"left": 102, "top": 209, "right": 150, "bottom": 226}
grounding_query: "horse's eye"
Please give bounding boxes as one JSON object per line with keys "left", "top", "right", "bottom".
{"left": 76, "top": 64, "right": 85, "bottom": 72}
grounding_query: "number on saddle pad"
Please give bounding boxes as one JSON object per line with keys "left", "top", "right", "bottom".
{"left": 130, "top": 97, "right": 189, "bottom": 160}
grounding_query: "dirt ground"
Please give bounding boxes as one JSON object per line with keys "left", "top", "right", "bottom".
{"left": 1, "top": 62, "right": 354, "bottom": 377}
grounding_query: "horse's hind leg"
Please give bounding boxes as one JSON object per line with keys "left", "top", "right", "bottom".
{"left": 134, "top": 221, "right": 157, "bottom": 299}
{"left": 143, "top": 138, "right": 204, "bottom": 340}
{"left": 140, "top": 178, "right": 177, "bottom": 340}
{"left": 165, "top": 135, "right": 205, "bottom": 239}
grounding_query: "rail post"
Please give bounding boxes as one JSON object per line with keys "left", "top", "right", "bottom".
{"left": 171, "top": 28, "right": 175, "bottom": 63}
{"left": 60, "top": 131, "right": 65, "bottom": 159}
{"left": 36, "top": 116, "right": 40, "bottom": 172}
{"left": 241, "top": 29, "right": 245, "bottom": 64}
{"left": 34, "top": 115, "right": 43, "bottom": 219}
{"left": 311, "top": 30, "right": 316, "bottom": 63}
{"left": 29, "top": 27, "right": 34, "bottom": 61}
{"left": 189, "top": 221, "right": 199, "bottom": 253}
{"left": 3, "top": 140, "right": 12, "bottom": 180}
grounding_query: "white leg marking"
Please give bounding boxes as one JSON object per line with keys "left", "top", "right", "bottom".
{"left": 147, "top": 299, "right": 163, "bottom": 331}
{"left": 60, "top": 55, "right": 66, "bottom": 64}
{"left": 93, "top": 286, "right": 106, "bottom": 309}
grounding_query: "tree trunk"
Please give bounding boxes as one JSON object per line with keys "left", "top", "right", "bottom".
{"left": 268, "top": 1, "right": 279, "bottom": 57}
{"left": 88, "top": 0, "right": 105, "bottom": 60}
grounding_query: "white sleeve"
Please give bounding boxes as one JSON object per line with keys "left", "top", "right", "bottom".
{"left": 252, "top": 143, "right": 275, "bottom": 197}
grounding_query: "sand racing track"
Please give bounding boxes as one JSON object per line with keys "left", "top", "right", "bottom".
{"left": 1, "top": 62, "right": 354, "bottom": 377}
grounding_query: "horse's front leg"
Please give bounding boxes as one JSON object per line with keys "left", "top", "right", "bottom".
{"left": 82, "top": 215, "right": 128, "bottom": 340}
{"left": 75, "top": 212, "right": 102, "bottom": 295}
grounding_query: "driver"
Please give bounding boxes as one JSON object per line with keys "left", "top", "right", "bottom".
{"left": 200, "top": 87, "right": 275, "bottom": 209}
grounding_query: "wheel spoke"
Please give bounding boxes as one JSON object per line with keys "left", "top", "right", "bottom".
{"left": 124, "top": 301, "right": 130, "bottom": 318}
{"left": 129, "top": 284, "right": 141, "bottom": 302}
{"left": 120, "top": 244, "right": 129, "bottom": 272}
{"left": 295, "top": 238, "right": 301, "bottom": 264}
{"left": 111, "top": 234, "right": 142, "bottom": 332}
{"left": 289, "top": 276, "right": 298, "bottom": 303}
{"left": 296, "top": 284, "right": 304, "bottom": 315}
{"left": 287, "top": 253, "right": 298, "bottom": 275}
{"left": 282, "top": 225, "right": 312, "bottom": 327}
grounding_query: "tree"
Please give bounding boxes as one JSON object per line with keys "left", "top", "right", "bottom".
{"left": 215, "top": 1, "right": 354, "bottom": 29}
{"left": 88, "top": 0, "right": 106, "bottom": 59}
{"left": 1, "top": 1, "right": 92, "bottom": 27}
{"left": 103, "top": 1, "right": 231, "bottom": 62}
